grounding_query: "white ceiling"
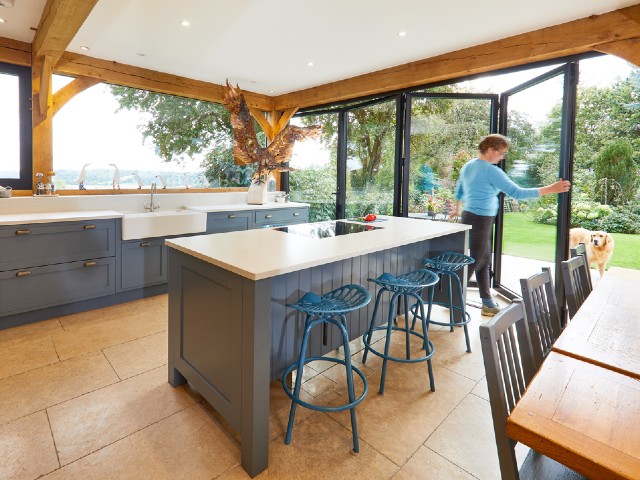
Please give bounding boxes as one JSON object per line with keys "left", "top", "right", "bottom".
{"left": 0, "top": 0, "right": 637, "bottom": 95}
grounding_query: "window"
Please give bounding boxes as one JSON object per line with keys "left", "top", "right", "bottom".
{"left": 52, "top": 76, "right": 258, "bottom": 190}
{"left": 0, "top": 62, "right": 32, "bottom": 190}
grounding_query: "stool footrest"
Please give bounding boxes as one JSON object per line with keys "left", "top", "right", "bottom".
{"left": 363, "top": 326, "right": 435, "bottom": 364}
{"left": 282, "top": 357, "right": 368, "bottom": 413}
{"left": 412, "top": 302, "right": 472, "bottom": 327}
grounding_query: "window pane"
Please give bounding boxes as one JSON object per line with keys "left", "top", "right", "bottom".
{"left": 345, "top": 99, "right": 397, "bottom": 218}
{"left": 289, "top": 114, "right": 338, "bottom": 222}
{"left": 0, "top": 72, "right": 20, "bottom": 179}
{"left": 52, "top": 76, "right": 257, "bottom": 190}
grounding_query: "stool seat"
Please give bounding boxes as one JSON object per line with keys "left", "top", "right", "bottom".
{"left": 288, "top": 284, "right": 371, "bottom": 316}
{"left": 420, "top": 251, "right": 474, "bottom": 353}
{"left": 283, "top": 284, "right": 371, "bottom": 453}
{"left": 362, "top": 269, "right": 439, "bottom": 394}
{"left": 423, "top": 252, "right": 474, "bottom": 272}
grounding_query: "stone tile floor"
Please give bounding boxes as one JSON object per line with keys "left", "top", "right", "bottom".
{"left": 0, "top": 291, "right": 525, "bottom": 480}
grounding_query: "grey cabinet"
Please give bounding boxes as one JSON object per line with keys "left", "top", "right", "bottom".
{"left": 207, "top": 211, "right": 251, "bottom": 233}
{"left": 253, "top": 207, "right": 308, "bottom": 227}
{"left": 0, "top": 220, "right": 115, "bottom": 271}
{"left": 0, "top": 220, "right": 117, "bottom": 317}
{"left": 120, "top": 238, "right": 167, "bottom": 291}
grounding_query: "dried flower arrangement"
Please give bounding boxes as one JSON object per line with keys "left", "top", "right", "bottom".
{"left": 222, "top": 82, "right": 321, "bottom": 183}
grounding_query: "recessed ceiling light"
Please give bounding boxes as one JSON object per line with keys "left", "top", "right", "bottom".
{"left": 269, "top": 90, "right": 274, "bottom": 93}
{"left": 398, "top": 31, "right": 407, "bottom": 37}
{"left": 80, "top": 45, "right": 90, "bottom": 51}
{"left": 0, "top": 18, "right": 6, "bottom": 23}
{"left": 180, "top": 20, "right": 190, "bottom": 27}
{"left": 137, "top": 53, "right": 146, "bottom": 57}
{"left": 307, "top": 62, "right": 314, "bottom": 67}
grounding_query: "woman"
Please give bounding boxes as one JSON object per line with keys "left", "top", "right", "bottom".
{"left": 453, "top": 134, "right": 571, "bottom": 316}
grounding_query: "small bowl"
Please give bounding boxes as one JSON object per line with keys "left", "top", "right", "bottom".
{"left": 0, "top": 190, "right": 11, "bottom": 198}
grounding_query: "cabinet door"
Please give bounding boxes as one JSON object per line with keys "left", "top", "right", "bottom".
{"left": 0, "top": 220, "right": 116, "bottom": 271}
{"left": 0, "top": 258, "right": 116, "bottom": 317}
{"left": 253, "top": 208, "right": 308, "bottom": 227}
{"left": 120, "top": 239, "right": 167, "bottom": 290}
{"left": 206, "top": 212, "right": 251, "bottom": 233}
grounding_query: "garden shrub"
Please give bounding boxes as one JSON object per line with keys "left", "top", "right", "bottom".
{"left": 597, "top": 209, "right": 640, "bottom": 234}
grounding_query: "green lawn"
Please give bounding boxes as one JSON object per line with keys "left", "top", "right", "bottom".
{"left": 503, "top": 212, "right": 640, "bottom": 270}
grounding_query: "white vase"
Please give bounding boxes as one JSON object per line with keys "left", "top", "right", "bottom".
{"left": 247, "top": 180, "right": 268, "bottom": 205}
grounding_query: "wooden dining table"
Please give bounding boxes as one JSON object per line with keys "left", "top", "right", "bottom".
{"left": 506, "top": 267, "right": 640, "bottom": 480}
{"left": 553, "top": 267, "right": 640, "bottom": 379}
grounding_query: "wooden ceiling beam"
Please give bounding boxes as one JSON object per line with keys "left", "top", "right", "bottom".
{"left": 274, "top": 4, "right": 640, "bottom": 110}
{"left": 52, "top": 76, "right": 101, "bottom": 116}
{"left": 0, "top": 36, "right": 31, "bottom": 66}
{"left": 32, "top": 0, "right": 98, "bottom": 64}
{"left": 55, "top": 52, "right": 274, "bottom": 111}
{"left": 595, "top": 38, "right": 640, "bottom": 67}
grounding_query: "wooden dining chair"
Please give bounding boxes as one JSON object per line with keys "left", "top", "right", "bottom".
{"left": 561, "top": 256, "right": 592, "bottom": 318}
{"left": 480, "top": 303, "right": 586, "bottom": 480}
{"left": 519, "top": 268, "right": 562, "bottom": 370}
{"left": 570, "top": 242, "right": 593, "bottom": 291}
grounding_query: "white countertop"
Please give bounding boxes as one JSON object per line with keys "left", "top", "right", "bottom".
{"left": 186, "top": 201, "right": 308, "bottom": 213}
{"left": 0, "top": 210, "right": 124, "bottom": 226}
{"left": 166, "top": 216, "right": 470, "bottom": 281}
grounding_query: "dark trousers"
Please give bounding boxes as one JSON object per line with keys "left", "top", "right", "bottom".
{"left": 461, "top": 211, "right": 495, "bottom": 300}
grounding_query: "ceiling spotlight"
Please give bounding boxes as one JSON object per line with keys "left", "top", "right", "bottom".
{"left": 307, "top": 62, "right": 314, "bottom": 67}
{"left": 0, "top": 18, "right": 6, "bottom": 23}
{"left": 180, "top": 20, "right": 190, "bottom": 27}
{"left": 0, "top": 0, "right": 15, "bottom": 8}
{"left": 398, "top": 31, "right": 407, "bottom": 37}
{"left": 269, "top": 90, "right": 274, "bottom": 93}
{"left": 137, "top": 52, "right": 146, "bottom": 57}
{"left": 80, "top": 46, "right": 90, "bottom": 51}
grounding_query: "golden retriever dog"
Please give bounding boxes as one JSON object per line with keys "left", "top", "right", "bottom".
{"left": 569, "top": 227, "right": 614, "bottom": 277}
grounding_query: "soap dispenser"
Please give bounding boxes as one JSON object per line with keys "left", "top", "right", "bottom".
{"left": 267, "top": 174, "right": 276, "bottom": 192}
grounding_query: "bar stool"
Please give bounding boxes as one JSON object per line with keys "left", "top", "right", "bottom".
{"left": 362, "top": 269, "right": 439, "bottom": 395}
{"left": 282, "top": 284, "right": 371, "bottom": 453}
{"left": 420, "top": 252, "right": 474, "bottom": 353}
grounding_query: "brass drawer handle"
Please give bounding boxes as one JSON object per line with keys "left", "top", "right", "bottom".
{"left": 83, "top": 224, "right": 96, "bottom": 230}
{"left": 265, "top": 214, "right": 272, "bottom": 219}
{"left": 293, "top": 212, "right": 300, "bottom": 216}
{"left": 140, "top": 241, "right": 151, "bottom": 247}
{"left": 84, "top": 261, "right": 97, "bottom": 267}
{"left": 16, "top": 270, "right": 31, "bottom": 277}
{"left": 15, "top": 229, "right": 31, "bottom": 235}
{"left": 228, "top": 214, "right": 236, "bottom": 218}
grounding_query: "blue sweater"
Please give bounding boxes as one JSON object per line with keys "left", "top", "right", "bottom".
{"left": 455, "top": 158, "right": 540, "bottom": 216}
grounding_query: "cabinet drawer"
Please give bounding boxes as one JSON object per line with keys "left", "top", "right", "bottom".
{"left": 206, "top": 211, "right": 251, "bottom": 233}
{"left": 0, "top": 257, "right": 116, "bottom": 317}
{"left": 253, "top": 208, "right": 308, "bottom": 226}
{"left": 0, "top": 220, "right": 116, "bottom": 271}
{"left": 120, "top": 239, "right": 168, "bottom": 290}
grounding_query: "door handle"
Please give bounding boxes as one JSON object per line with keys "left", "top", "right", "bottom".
{"left": 15, "top": 229, "right": 31, "bottom": 235}
{"left": 83, "top": 224, "right": 96, "bottom": 230}
{"left": 139, "top": 241, "right": 151, "bottom": 247}
{"left": 228, "top": 214, "right": 236, "bottom": 218}
{"left": 84, "top": 261, "right": 97, "bottom": 267}
{"left": 16, "top": 270, "right": 31, "bottom": 277}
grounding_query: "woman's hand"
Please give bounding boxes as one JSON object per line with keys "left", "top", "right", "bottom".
{"left": 539, "top": 179, "right": 571, "bottom": 196}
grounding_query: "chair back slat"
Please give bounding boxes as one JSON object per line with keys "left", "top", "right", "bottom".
{"left": 570, "top": 242, "right": 593, "bottom": 291}
{"left": 561, "top": 256, "right": 592, "bottom": 318}
{"left": 520, "top": 267, "right": 562, "bottom": 369}
{"left": 480, "top": 303, "right": 536, "bottom": 480}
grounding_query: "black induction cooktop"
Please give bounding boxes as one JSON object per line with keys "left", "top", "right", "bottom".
{"left": 274, "top": 221, "right": 382, "bottom": 239}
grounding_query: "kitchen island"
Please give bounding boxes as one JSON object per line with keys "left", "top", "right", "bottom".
{"left": 165, "top": 216, "right": 470, "bottom": 476}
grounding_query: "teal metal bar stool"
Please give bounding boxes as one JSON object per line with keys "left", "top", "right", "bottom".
{"left": 420, "top": 252, "right": 474, "bottom": 353}
{"left": 282, "top": 284, "right": 371, "bottom": 453}
{"left": 362, "top": 269, "right": 439, "bottom": 395}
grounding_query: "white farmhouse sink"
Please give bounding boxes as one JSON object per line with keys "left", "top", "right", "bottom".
{"left": 122, "top": 210, "right": 207, "bottom": 240}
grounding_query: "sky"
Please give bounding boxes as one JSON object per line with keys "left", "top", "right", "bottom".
{"left": 2, "top": 55, "right": 635, "bottom": 180}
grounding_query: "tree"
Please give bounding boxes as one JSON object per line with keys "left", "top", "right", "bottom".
{"left": 595, "top": 139, "right": 637, "bottom": 205}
